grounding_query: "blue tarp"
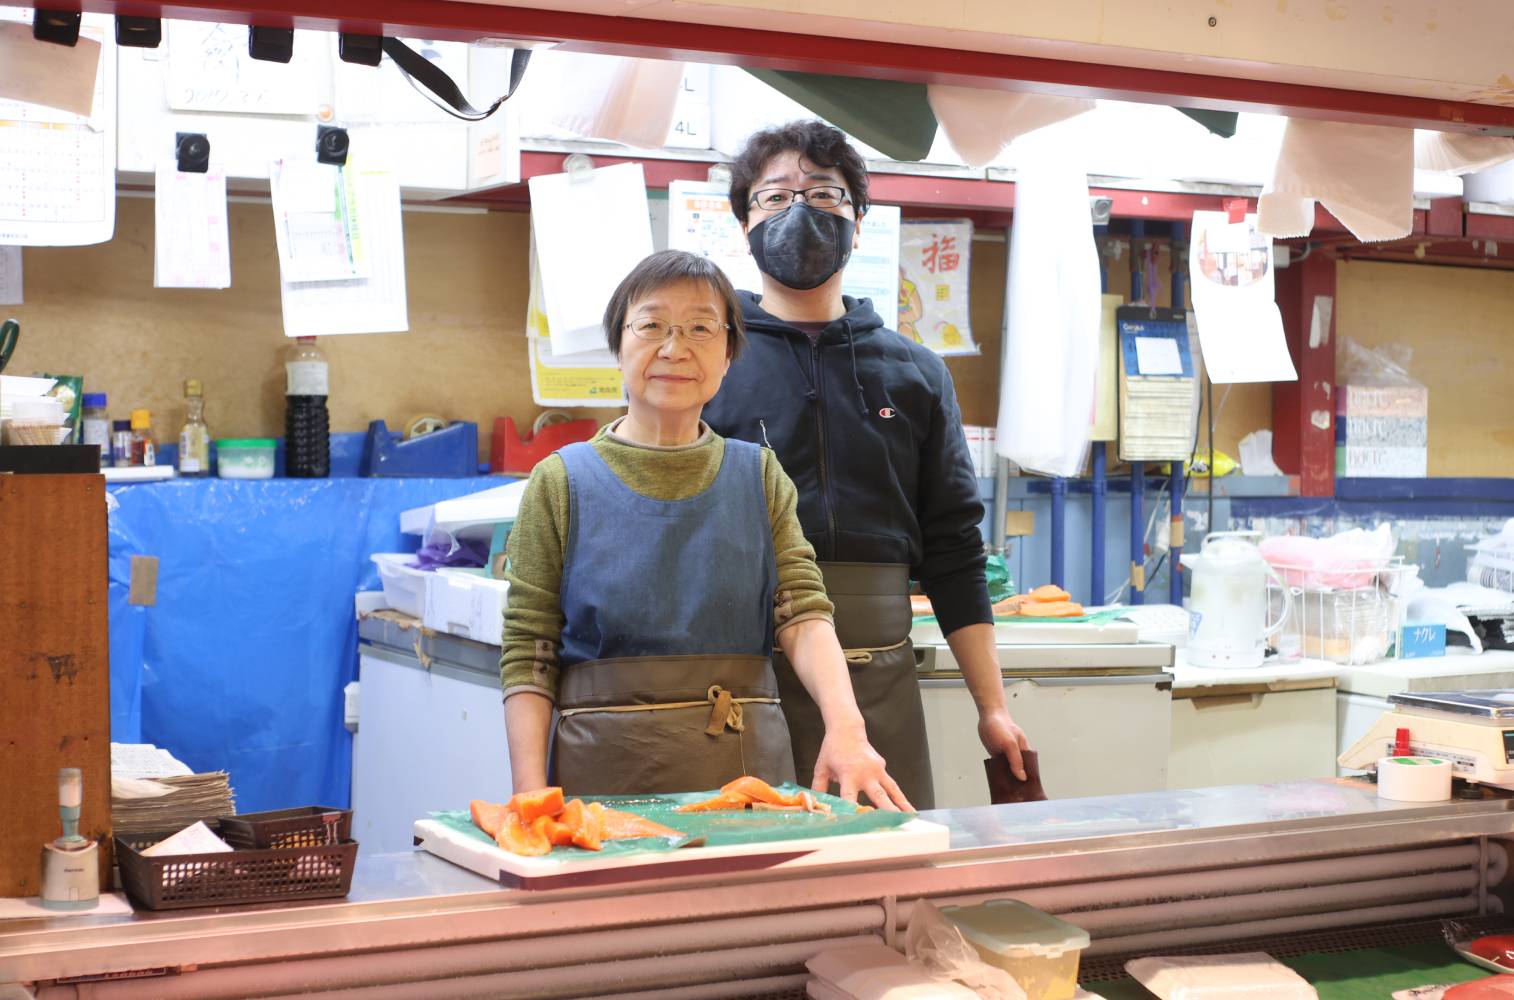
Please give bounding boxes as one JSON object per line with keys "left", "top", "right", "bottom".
{"left": 107, "top": 475, "right": 496, "bottom": 812}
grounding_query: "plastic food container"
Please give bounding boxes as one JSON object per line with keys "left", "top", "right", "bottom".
{"left": 5, "top": 394, "right": 66, "bottom": 445}
{"left": 371, "top": 553, "right": 428, "bottom": 618}
{"left": 939, "top": 900, "right": 1090, "bottom": 1000}
{"left": 217, "top": 438, "right": 276, "bottom": 479}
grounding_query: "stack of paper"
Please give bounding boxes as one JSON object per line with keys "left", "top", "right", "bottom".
{"left": 110, "top": 743, "right": 236, "bottom": 836}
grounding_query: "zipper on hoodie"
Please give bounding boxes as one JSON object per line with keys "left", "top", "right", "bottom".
{"left": 810, "top": 339, "right": 837, "bottom": 560}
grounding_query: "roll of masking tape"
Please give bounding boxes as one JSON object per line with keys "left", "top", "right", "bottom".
{"left": 1377, "top": 755, "right": 1453, "bottom": 802}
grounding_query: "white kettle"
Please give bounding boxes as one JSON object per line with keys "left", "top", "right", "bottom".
{"left": 1180, "top": 531, "right": 1292, "bottom": 669}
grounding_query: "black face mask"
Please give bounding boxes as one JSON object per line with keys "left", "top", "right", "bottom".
{"left": 746, "top": 203, "right": 856, "bottom": 291}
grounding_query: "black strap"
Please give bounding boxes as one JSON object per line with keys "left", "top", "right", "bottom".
{"left": 381, "top": 39, "right": 531, "bottom": 122}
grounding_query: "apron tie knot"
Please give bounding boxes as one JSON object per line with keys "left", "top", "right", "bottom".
{"left": 705, "top": 684, "right": 745, "bottom": 735}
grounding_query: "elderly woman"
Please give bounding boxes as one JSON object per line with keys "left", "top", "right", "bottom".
{"left": 501, "top": 250, "right": 909, "bottom": 809}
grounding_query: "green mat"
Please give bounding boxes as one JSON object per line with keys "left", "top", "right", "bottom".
{"left": 1091, "top": 942, "right": 1491, "bottom": 999}
{"left": 432, "top": 784, "right": 916, "bottom": 860}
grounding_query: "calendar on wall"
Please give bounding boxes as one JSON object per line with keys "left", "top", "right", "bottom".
{"left": 0, "top": 11, "right": 116, "bottom": 246}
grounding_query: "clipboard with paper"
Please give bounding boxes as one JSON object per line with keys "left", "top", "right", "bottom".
{"left": 1116, "top": 306, "right": 1199, "bottom": 463}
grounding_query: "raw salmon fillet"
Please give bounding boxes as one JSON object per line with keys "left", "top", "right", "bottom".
{"left": 1447, "top": 977, "right": 1514, "bottom": 998}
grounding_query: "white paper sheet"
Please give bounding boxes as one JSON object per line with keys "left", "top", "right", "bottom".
{"left": 140, "top": 820, "right": 233, "bottom": 857}
{"left": 154, "top": 164, "right": 230, "bottom": 289}
{"left": 1188, "top": 210, "right": 1298, "bottom": 384}
{"left": 1134, "top": 336, "right": 1184, "bottom": 376}
{"left": 0, "top": 12, "right": 115, "bottom": 247}
{"left": 280, "top": 168, "right": 408, "bottom": 337}
{"left": 0, "top": 246, "right": 21, "bottom": 304}
{"left": 525, "top": 232, "right": 624, "bottom": 406}
{"left": 927, "top": 84, "right": 1091, "bottom": 167}
{"left": 269, "top": 160, "right": 368, "bottom": 283}
{"left": 110, "top": 742, "right": 194, "bottom": 780}
{"left": 166, "top": 21, "right": 326, "bottom": 115}
{"left": 845, "top": 204, "right": 900, "bottom": 315}
{"left": 529, "top": 162, "right": 655, "bottom": 357}
{"left": 899, "top": 219, "right": 977, "bottom": 355}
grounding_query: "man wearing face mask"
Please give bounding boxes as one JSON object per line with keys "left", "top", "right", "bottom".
{"left": 702, "top": 120, "right": 1031, "bottom": 810}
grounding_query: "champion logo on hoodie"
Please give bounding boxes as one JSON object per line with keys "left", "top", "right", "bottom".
{"left": 878, "top": 407, "right": 896, "bottom": 419}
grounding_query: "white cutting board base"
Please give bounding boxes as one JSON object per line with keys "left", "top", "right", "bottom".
{"left": 414, "top": 816, "right": 950, "bottom": 890}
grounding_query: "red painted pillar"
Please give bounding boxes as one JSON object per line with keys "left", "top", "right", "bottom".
{"left": 1272, "top": 250, "right": 1337, "bottom": 498}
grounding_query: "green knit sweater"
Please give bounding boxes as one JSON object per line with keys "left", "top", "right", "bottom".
{"left": 499, "top": 420, "right": 834, "bottom": 701}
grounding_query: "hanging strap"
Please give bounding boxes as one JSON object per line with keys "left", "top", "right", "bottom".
{"left": 557, "top": 684, "right": 779, "bottom": 738}
{"left": 842, "top": 637, "right": 909, "bottom": 665}
{"left": 382, "top": 40, "right": 532, "bottom": 122}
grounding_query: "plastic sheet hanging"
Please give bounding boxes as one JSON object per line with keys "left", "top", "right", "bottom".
{"left": 994, "top": 142, "right": 1101, "bottom": 477}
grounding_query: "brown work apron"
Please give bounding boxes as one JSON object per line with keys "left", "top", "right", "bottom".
{"left": 552, "top": 654, "right": 796, "bottom": 796}
{"left": 773, "top": 561, "right": 935, "bottom": 809}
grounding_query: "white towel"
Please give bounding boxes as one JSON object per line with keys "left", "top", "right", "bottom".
{"left": 1415, "top": 130, "right": 1514, "bottom": 175}
{"left": 927, "top": 86, "right": 1093, "bottom": 167}
{"left": 1258, "top": 118, "right": 1413, "bottom": 242}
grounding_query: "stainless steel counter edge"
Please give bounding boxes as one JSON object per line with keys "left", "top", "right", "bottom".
{"left": 3, "top": 779, "right": 1511, "bottom": 983}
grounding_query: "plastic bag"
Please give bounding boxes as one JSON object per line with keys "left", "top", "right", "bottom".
{"left": 905, "top": 901, "right": 1027, "bottom": 1000}
{"left": 1339, "top": 336, "right": 1420, "bottom": 388}
{"left": 1125, "top": 953, "right": 1318, "bottom": 999}
{"left": 985, "top": 553, "right": 1014, "bottom": 604}
{"left": 1260, "top": 523, "right": 1396, "bottom": 589}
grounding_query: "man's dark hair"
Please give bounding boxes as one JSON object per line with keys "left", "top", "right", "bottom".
{"left": 727, "top": 120, "right": 870, "bottom": 227}
{"left": 602, "top": 250, "right": 746, "bottom": 360}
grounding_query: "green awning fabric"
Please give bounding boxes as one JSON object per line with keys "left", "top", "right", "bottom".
{"left": 1178, "top": 107, "right": 1240, "bottom": 138}
{"left": 742, "top": 69, "right": 939, "bottom": 162}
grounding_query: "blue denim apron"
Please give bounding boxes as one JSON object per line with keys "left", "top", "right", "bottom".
{"left": 552, "top": 437, "right": 796, "bottom": 795}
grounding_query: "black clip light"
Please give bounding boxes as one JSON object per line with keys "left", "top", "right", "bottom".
{"left": 248, "top": 25, "right": 293, "bottom": 63}
{"left": 115, "top": 16, "right": 161, "bottom": 48}
{"left": 32, "top": 9, "right": 80, "bottom": 46}
{"left": 175, "top": 132, "right": 210, "bottom": 173}
{"left": 316, "top": 126, "right": 349, "bottom": 167}
{"left": 338, "top": 33, "right": 382, "bottom": 67}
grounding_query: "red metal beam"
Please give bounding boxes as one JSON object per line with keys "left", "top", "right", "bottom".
{"left": 1272, "top": 251, "right": 1337, "bottom": 498}
{"left": 75, "top": 0, "right": 1514, "bottom": 135}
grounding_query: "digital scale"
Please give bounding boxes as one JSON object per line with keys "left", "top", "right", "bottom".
{"left": 1338, "top": 690, "right": 1514, "bottom": 789}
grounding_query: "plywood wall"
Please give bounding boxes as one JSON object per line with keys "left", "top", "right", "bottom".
{"left": 7, "top": 198, "right": 599, "bottom": 462}
{"left": 1337, "top": 259, "right": 1514, "bottom": 477}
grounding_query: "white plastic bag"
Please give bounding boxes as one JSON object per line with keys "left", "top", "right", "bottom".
{"left": 905, "top": 901, "right": 1027, "bottom": 1000}
{"left": 1125, "top": 953, "right": 1318, "bottom": 999}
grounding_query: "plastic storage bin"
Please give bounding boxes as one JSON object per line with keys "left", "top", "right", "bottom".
{"left": 217, "top": 438, "right": 276, "bottom": 479}
{"left": 938, "top": 900, "right": 1090, "bottom": 1000}
{"left": 371, "top": 553, "right": 428, "bottom": 618}
{"left": 218, "top": 806, "right": 353, "bottom": 849}
{"left": 115, "top": 826, "right": 357, "bottom": 911}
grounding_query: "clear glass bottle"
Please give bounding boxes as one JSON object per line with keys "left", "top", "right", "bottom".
{"left": 129, "top": 409, "right": 156, "bottom": 467}
{"left": 111, "top": 419, "right": 133, "bottom": 467}
{"left": 284, "top": 337, "right": 330, "bottom": 478}
{"left": 81, "top": 393, "right": 110, "bottom": 465}
{"left": 177, "top": 379, "right": 211, "bottom": 477}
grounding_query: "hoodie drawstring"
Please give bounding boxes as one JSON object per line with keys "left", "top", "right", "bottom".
{"left": 784, "top": 335, "right": 819, "bottom": 402}
{"left": 844, "top": 322, "right": 867, "bottom": 417}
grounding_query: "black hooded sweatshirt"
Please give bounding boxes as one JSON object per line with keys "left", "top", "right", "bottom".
{"left": 703, "top": 292, "right": 992, "bottom": 636}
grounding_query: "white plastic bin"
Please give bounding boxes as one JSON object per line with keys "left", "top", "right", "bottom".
{"left": 371, "top": 553, "right": 429, "bottom": 619}
{"left": 425, "top": 568, "right": 509, "bottom": 643}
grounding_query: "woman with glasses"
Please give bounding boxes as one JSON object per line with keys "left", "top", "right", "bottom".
{"left": 703, "top": 121, "right": 1033, "bottom": 811}
{"left": 499, "top": 249, "right": 910, "bottom": 809}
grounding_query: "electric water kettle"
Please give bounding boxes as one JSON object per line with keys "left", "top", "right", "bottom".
{"left": 1180, "top": 531, "right": 1292, "bottom": 669}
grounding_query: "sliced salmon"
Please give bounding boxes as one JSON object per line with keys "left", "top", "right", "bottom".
{"left": 498, "top": 809, "right": 551, "bottom": 856}
{"left": 470, "top": 800, "right": 510, "bottom": 839}
{"left": 1016, "top": 600, "right": 1085, "bottom": 618}
{"left": 506, "top": 786, "right": 565, "bottom": 824}
{"left": 910, "top": 594, "right": 933, "bottom": 616}
{"left": 678, "top": 776, "right": 831, "bottom": 814}
{"left": 992, "top": 595, "right": 1029, "bottom": 616}
{"left": 561, "top": 799, "right": 602, "bottom": 851}
{"left": 675, "top": 792, "right": 752, "bottom": 813}
{"left": 593, "top": 803, "right": 685, "bottom": 840}
{"left": 1026, "top": 585, "right": 1072, "bottom": 603}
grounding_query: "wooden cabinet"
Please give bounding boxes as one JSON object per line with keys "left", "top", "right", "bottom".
{"left": 0, "top": 474, "right": 111, "bottom": 896}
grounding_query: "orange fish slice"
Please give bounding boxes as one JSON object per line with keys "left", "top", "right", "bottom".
{"left": 469, "top": 800, "right": 510, "bottom": 839}
{"left": 675, "top": 792, "right": 752, "bottom": 813}
{"left": 1026, "top": 584, "right": 1072, "bottom": 603}
{"left": 1017, "top": 600, "right": 1085, "bottom": 618}
{"left": 593, "top": 803, "right": 685, "bottom": 840}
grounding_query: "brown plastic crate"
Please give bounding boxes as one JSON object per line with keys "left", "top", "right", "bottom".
{"left": 115, "top": 830, "right": 357, "bottom": 911}
{"left": 217, "top": 806, "right": 352, "bottom": 850}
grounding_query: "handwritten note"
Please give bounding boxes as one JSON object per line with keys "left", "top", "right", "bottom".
{"left": 154, "top": 164, "right": 231, "bottom": 289}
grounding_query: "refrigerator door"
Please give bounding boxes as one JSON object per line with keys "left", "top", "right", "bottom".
{"left": 921, "top": 673, "right": 1172, "bottom": 808}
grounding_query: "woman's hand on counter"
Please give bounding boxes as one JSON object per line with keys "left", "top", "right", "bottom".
{"left": 812, "top": 723, "right": 914, "bottom": 812}
{"left": 978, "top": 707, "right": 1031, "bottom": 782}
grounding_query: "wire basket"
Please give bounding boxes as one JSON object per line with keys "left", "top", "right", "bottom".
{"left": 1267, "top": 558, "right": 1412, "bottom": 665}
{"left": 116, "top": 823, "right": 356, "bottom": 911}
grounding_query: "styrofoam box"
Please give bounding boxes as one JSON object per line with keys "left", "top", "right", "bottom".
{"left": 371, "top": 553, "right": 428, "bottom": 619}
{"left": 424, "top": 568, "right": 509, "bottom": 645}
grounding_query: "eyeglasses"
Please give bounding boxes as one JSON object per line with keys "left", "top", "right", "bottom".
{"left": 624, "top": 319, "right": 729, "bottom": 343}
{"left": 748, "top": 186, "right": 849, "bottom": 212}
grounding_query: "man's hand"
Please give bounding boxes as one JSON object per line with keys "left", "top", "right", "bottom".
{"left": 978, "top": 707, "right": 1031, "bottom": 781}
{"left": 811, "top": 723, "right": 914, "bottom": 811}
